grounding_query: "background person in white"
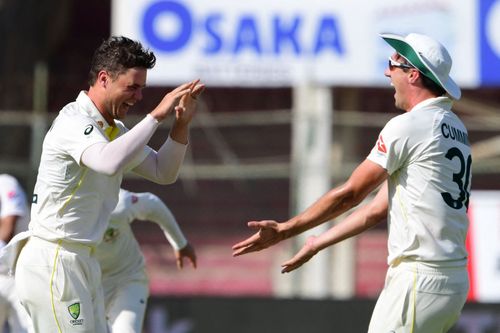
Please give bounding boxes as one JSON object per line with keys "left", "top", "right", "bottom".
{"left": 98, "top": 188, "right": 196, "bottom": 333}
{"left": 0, "top": 174, "right": 32, "bottom": 333}
{"left": 11, "top": 36, "right": 204, "bottom": 332}
{"left": 233, "top": 32, "right": 471, "bottom": 333}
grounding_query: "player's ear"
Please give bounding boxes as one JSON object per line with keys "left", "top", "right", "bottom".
{"left": 96, "top": 70, "right": 109, "bottom": 88}
{"left": 407, "top": 68, "right": 420, "bottom": 84}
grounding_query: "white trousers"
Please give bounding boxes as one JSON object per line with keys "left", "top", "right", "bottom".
{"left": 15, "top": 237, "right": 107, "bottom": 333}
{"left": 104, "top": 279, "right": 149, "bottom": 333}
{"left": 0, "top": 274, "right": 32, "bottom": 333}
{"left": 368, "top": 261, "right": 469, "bottom": 333}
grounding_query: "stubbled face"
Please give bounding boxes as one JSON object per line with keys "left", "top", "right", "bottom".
{"left": 384, "top": 53, "right": 411, "bottom": 111}
{"left": 104, "top": 67, "right": 147, "bottom": 120}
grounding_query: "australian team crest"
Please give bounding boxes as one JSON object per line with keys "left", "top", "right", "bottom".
{"left": 68, "top": 302, "right": 84, "bottom": 325}
{"left": 68, "top": 303, "right": 80, "bottom": 320}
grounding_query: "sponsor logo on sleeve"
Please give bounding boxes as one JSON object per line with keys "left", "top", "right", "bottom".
{"left": 7, "top": 190, "right": 18, "bottom": 199}
{"left": 376, "top": 135, "right": 387, "bottom": 154}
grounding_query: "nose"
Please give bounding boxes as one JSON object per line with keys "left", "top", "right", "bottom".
{"left": 384, "top": 67, "right": 391, "bottom": 78}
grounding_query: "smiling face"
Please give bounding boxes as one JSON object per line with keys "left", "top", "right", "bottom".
{"left": 103, "top": 67, "right": 147, "bottom": 120}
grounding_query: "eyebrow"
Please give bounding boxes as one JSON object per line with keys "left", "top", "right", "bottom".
{"left": 129, "top": 83, "right": 146, "bottom": 89}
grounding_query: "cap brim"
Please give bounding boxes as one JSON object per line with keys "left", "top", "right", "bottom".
{"left": 380, "top": 33, "right": 461, "bottom": 100}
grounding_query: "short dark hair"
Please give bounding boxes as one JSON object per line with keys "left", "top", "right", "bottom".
{"left": 420, "top": 74, "right": 446, "bottom": 97}
{"left": 88, "top": 36, "right": 156, "bottom": 85}
{"left": 399, "top": 57, "right": 446, "bottom": 97}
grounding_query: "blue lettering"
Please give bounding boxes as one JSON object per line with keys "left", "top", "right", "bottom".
{"left": 233, "top": 16, "right": 262, "bottom": 54}
{"left": 141, "top": 2, "right": 346, "bottom": 59}
{"left": 273, "top": 16, "right": 301, "bottom": 55}
{"left": 142, "top": 1, "right": 192, "bottom": 52}
{"left": 313, "top": 17, "right": 343, "bottom": 55}
{"left": 203, "top": 14, "right": 223, "bottom": 54}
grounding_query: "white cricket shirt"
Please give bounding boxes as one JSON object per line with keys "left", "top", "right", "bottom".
{"left": 96, "top": 189, "right": 187, "bottom": 285}
{"left": 30, "top": 92, "right": 150, "bottom": 245}
{"left": 368, "top": 97, "right": 471, "bottom": 265}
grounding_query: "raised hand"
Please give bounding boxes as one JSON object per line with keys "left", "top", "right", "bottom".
{"left": 149, "top": 81, "right": 193, "bottom": 122}
{"left": 175, "top": 243, "right": 197, "bottom": 269}
{"left": 174, "top": 79, "right": 206, "bottom": 126}
{"left": 280, "top": 235, "right": 319, "bottom": 273}
{"left": 232, "top": 220, "right": 284, "bottom": 256}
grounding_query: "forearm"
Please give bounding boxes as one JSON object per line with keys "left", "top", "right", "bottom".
{"left": 0, "top": 215, "right": 18, "bottom": 243}
{"left": 282, "top": 185, "right": 358, "bottom": 239}
{"left": 82, "top": 115, "right": 158, "bottom": 175}
{"left": 132, "top": 137, "right": 187, "bottom": 184}
{"left": 315, "top": 207, "right": 382, "bottom": 252}
{"left": 169, "top": 121, "right": 189, "bottom": 145}
{"left": 314, "top": 181, "right": 388, "bottom": 252}
{"left": 162, "top": 225, "right": 188, "bottom": 250}
{"left": 155, "top": 208, "right": 188, "bottom": 250}
{"left": 139, "top": 194, "right": 188, "bottom": 250}
{"left": 281, "top": 161, "right": 387, "bottom": 240}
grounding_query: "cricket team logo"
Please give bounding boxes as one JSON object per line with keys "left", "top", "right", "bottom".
{"left": 103, "top": 227, "right": 120, "bottom": 242}
{"left": 68, "top": 302, "right": 84, "bottom": 326}
{"left": 68, "top": 303, "right": 80, "bottom": 319}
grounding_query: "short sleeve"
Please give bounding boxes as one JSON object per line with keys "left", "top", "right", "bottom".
{"left": 367, "top": 115, "right": 411, "bottom": 175}
{"left": 0, "top": 177, "right": 27, "bottom": 218}
{"left": 51, "top": 113, "right": 108, "bottom": 165}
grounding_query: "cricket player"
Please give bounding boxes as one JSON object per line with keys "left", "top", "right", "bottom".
{"left": 97, "top": 188, "right": 196, "bottom": 333}
{"left": 2, "top": 36, "right": 204, "bottom": 332}
{"left": 233, "top": 32, "right": 471, "bottom": 332}
{"left": 0, "top": 174, "right": 32, "bottom": 333}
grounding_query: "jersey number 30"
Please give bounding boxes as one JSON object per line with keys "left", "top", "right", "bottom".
{"left": 441, "top": 147, "right": 472, "bottom": 210}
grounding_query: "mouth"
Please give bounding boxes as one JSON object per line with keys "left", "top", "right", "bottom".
{"left": 114, "top": 102, "right": 134, "bottom": 119}
{"left": 120, "top": 101, "right": 134, "bottom": 111}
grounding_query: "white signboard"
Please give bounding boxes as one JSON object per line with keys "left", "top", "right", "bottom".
{"left": 112, "top": 0, "right": 496, "bottom": 87}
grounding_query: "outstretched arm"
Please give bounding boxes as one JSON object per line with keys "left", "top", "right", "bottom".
{"left": 130, "top": 191, "right": 197, "bottom": 269}
{"left": 281, "top": 181, "right": 388, "bottom": 273}
{"left": 232, "top": 159, "right": 388, "bottom": 257}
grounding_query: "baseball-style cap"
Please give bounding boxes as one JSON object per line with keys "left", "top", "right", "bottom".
{"left": 380, "top": 32, "right": 461, "bottom": 100}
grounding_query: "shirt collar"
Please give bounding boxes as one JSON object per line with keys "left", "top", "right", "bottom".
{"left": 410, "top": 96, "right": 453, "bottom": 112}
{"left": 76, "top": 91, "right": 114, "bottom": 132}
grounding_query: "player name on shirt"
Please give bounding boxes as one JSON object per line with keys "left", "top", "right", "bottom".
{"left": 441, "top": 122, "right": 469, "bottom": 146}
